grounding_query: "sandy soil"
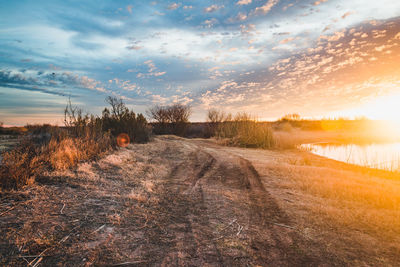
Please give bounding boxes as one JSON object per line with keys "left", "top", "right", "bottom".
{"left": 1, "top": 136, "right": 399, "bottom": 266}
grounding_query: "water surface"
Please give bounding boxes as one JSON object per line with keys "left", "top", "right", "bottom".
{"left": 301, "top": 142, "right": 400, "bottom": 171}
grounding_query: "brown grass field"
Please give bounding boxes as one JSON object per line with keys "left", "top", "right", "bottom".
{"left": 1, "top": 133, "right": 399, "bottom": 266}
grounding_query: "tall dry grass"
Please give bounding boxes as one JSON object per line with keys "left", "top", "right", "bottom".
{"left": 47, "top": 131, "right": 112, "bottom": 170}
{"left": 0, "top": 126, "right": 113, "bottom": 189}
{"left": 207, "top": 110, "right": 275, "bottom": 149}
{"left": 0, "top": 140, "right": 44, "bottom": 188}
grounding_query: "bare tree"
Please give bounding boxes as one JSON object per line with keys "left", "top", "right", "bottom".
{"left": 167, "top": 104, "right": 191, "bottom": 124}
{"left": 106, "top": 96, "right": 128, "bottom": 121}
{"left": 146, "top": 105, "right": 169, "bottom": 124}
{"left": 280, "top": 113, "right": 301, "bottom": 121}
{"left": 146, "top": 104, "right": 191, "bottom": 136}
{"left": 64, "top": 98, "right": 90, "bottom": 137}
{"left": 147, "top": 104, "right": 191, "bottom": 124}
{"left": 207, "top": 109, "right": 226, "bottom": 124}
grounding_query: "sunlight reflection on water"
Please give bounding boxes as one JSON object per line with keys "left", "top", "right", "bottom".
{"left": 301, "top": 143, "right": 400, "bottom": 171}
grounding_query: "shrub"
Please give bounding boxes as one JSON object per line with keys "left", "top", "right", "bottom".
{"left": 102, "top": 97, "right": 150, "bottom": 143}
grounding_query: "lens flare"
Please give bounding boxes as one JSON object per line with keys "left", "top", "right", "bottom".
{"left": 117, "top": 133, "right": 130, "bottom": 147}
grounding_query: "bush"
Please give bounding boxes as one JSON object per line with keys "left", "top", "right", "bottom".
{"left": 102, "top": 97, "right": 150, "bottom": 143}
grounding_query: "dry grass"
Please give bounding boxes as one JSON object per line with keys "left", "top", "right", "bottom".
{"left": 285, "top": 163, "right": 400, "bottom": 237}
{"left": 229, "top": 145, "right": 400, "bottom": 263}
{"left": 47, "top": 133, "right": 112, "bottom": 170}
{"left": 214, "top": 113, "right": 275, "bottom": 149}
{"left": 127, "top": 189, "right": 148, "bottom": 203}
{"left": 0, "top": 130, "right": 113, "bottom": 189}
{"left": 0, "top": 138, "right": 49, "bottom": 189}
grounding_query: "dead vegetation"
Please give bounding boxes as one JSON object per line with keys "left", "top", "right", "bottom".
{"left": 0, "top": 97, "right": 149, "bottom": 190}
{"left": 206, "top": 109, "right": 275, "bottom": 149}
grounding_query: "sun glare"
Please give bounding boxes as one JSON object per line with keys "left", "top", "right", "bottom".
{"left": 357, "top": 93, "right": 400, "bottom": 137}
{"left": 362, "top": 94, "right": 400, "bottom": 123}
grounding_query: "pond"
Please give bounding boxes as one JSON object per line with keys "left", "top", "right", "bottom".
{"left": 301, "top": 142, "right": 400, "bottom": 171}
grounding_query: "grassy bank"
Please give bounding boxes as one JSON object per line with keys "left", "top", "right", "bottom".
{"left": 221, "top": 144, "right": 400, "bottom": 265}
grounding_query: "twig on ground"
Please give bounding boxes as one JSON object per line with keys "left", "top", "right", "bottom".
{"left": 91, "top": 224, "right": 106, "bottom": 234}
{"left": 272, "top": 222, "right": 295, "bottom": 229}
{"left": 28, "top": 222, "right": 83, "bottom": 266}
{"left": 32, "top": 256, "right": 43, "bottom": 267}
{"left": 60, "top": 203, "right": 65, "bottom": 214}
{"left": 0, "top": 206, "right": 15, "bottom": 216}
{"left": 18, "top": 255, "right": 49, "bottom": 258}
{"left": 22, "top": 257, "right": 30, "bottom": 265}
{"left": 214, "top": 218, "right": 237, "bottom": 234}
{"left": 112, "top": 261, "right": 147, "bottom": 266}
{"left": 28, "top": 248, "right": 49, "bottom": 266}
{"left": 237, "top": 224, "right": 243, "bottom": 236}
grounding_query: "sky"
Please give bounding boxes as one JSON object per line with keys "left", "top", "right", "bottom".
{"left": 0, "top": 0, "right": 399, "bottom": 125}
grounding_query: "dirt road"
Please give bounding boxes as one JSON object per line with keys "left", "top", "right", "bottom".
{"left": 0, "top": 136, "right": 364, "bottom": 266}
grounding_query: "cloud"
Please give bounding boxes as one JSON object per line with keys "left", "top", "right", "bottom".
{"left": 153, "top": 72, "right": 166, "bottom": 76}
{"left": 126, "top": 5, "right": 133, "bottom": 14}
{"left": 313, "top": 0, "right": 328, "bottom": 6}
{"left": 240, "top": 24, "right": 256, "bottom": 36}
{"left": 237, "top": 0, "right": 252, "bottom": 5}
{"left": 167, "top": 3, "right": 180, "bottom": 10}
{"left": 204, "top": 5, "right": 224, "bottom": 13}
{"left": 203, "top": 18, "right": 219, "bottom": 27}
{"left": 235, "top": 12, "right": 248, "bottom": 22}
{"left": 144, "top": 60, "right": 157, "bottom": 72}
{"left": 253, "top": 0, "right": 279, "bottom": 15}
{"left": 279, "top": 37, "right": 294, "bottom": 44}
{"left": 0, "top": 69, "right": 108, "bottom": 96}
{"left": 341, "top": 11, "right": 354, "bottom": 19}
{"left": 126, "top": 45, "right": 142, "bottom": 50}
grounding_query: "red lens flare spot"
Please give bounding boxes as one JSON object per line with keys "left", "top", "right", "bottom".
{"left": 117, "top": 133, "right": 130, "bottom": 147}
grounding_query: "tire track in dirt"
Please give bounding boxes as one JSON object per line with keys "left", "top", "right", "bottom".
{"left": 139, "top": 140, "right": 224, "bottom": 266}
{"left": 194, "top": 139, "right": 344, "bottom": 266}
{"left": 238, "top": 157, "right": 314, "bottom": 265}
